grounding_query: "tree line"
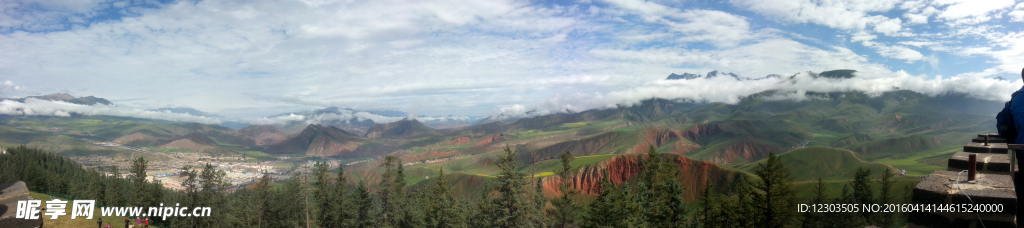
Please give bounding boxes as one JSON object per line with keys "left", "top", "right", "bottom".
{"left": 0, "top": 145, "right": 912, "bottom": 228}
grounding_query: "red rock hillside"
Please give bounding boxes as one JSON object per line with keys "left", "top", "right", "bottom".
{"left": 541, "top": 154, "right": 748, "bottom": 201}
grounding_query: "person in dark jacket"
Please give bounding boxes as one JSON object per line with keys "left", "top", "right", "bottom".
{"left": 1001, "top": 67, "right": 1024, "bottom": 224}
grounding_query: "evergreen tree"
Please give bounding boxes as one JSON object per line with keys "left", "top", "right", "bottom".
{"left": 801, "top": 178, "right": 828, "bottom": 228}
{"left": 750, "top": 151, "right": 795, "bottom": 228}
{"left": 172, "top": 165, "right": 199, "bottom": 228}
{"left": 548, "top": 151, "right": 580, "bottom": 228}
{"left": 334, "top": 163, "right": 353, "bottom": 227}
{"left": 312, "top": 161, "right": 335, "bottom": 228}
{"left": 354, "top": 180, "right": 377, "bottom": 228}
{"left": 379, "top": 155, "right": 407, "bottom": 227}
{"left": 531, "top": 177, "right": 547, "bottom": 228}
{"left": 129, "top": 156, "right": 149, "bottom": 208}
{"left": 469, "top": 181, "right": 496, "bottom": 228}
{"left": 105, "top": 165, "right": 124, "bottom": 206}
{"left": 877, "top": 168, "right": 896, "bottom": 227}
{"left": 699, "top": 178, "right": 716, "bottom": 228}
{"left": 614, "top": 182, "right": 651, "bottom": 228}
{"left": 427, "top": 167, "right": 463, "bottom": 228}
{"left": 851, "top": 167, "right": 874, "bottom": 224}
{"left": 492, "top": 146, "right": 532, "bottom": 228}
{"left": 641, "top": 146, "right": 687, "bottom": 228}
{"left": 582, "top": 170, "right": 614, "bottom": 228}
{"left": 254, "top": 171, "right": 272, "bottom": 228}
{"left": 199, "top": 163, "right": 231, "bottom": 227}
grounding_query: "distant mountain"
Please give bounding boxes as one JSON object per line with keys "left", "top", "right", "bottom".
{"left": 266, "top": 107, "right": 476, "bottom": 135}
{"left": 666, "top": 73, "right": 701, "bottom": 80}
{"left": 665, "top": 70, "right": 780, "bottom": 81}
{"left": 815, "top": 69, "right": 857, "bottom": 79}
{"left": 365, "top": 119, "right": 438, "bottom": 139}
{"left": 267, "top": 124, "right": 374, "bottom": 157}
{"left": 236, "top": 125, "right": 289, "bottom": 146}
{"left": 16, "top": 93, "right": 113, "bottom": 106}
{"left": 160, "top": 133, "right": 220, "bottom": 153}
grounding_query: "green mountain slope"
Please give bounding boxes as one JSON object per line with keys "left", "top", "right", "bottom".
{"left": 739, "top": 146, "right": 892, "bottom": 181}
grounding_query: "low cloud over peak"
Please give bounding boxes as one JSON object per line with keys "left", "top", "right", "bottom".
{"left": 489, "top": 70, "right": 1021, "bottom": 120}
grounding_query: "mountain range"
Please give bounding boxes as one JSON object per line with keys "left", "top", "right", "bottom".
{"left": 0, "top": 69, "right": 1006, "bottom": 200}
{"left": 666, "top": 70, "right": 783, "bottom": 81}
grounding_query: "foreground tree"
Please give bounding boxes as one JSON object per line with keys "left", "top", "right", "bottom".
{"left": 641, "top": 146, "right": 687, "bottom": 228}
{"left": 548, "top": 151, "right": 581, "bottom": 228}
{"left": 427, "top": 168, "right": 463, "bottom": 228}
{"left": 750, "top": 151, "right": 795, "bottom": 228}
{"left": 313, "top": 161, "right": 335, "bottom": 228}
{"left": 801, "top": 178, "right": 828, "bottom": 228}
{"left": 491, "top": 146, "right": 535, "bottom": 228}
{"left": 354, "top": 180, "right": 377, "bottom": 228}
{"left": 333, "top": 163, "right": 353, "bottom": 227}
{"left": 852, "top": 167, "right": 874, "bottom": 224}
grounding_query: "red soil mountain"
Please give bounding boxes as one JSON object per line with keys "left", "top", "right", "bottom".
{"left": 541, "top": 154, "right": 748, "bottom": 201}
{"left": 160, "top": 133, "right": 220, "bottom": 152}
{"left": 267, "top": 124, "right": 367, "bottom": 157}
{"left": 237, "top": 125, "right": 289, "bottom": 146}
{"left": 365, "top": 119, "right": 437, "bottom": 139}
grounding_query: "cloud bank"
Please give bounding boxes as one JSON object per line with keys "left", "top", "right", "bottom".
{"left": 0, "top": 98, "right": 223, "bottom": 124}
{"left": 490, "top": 71, "right": 1022, "bottom": 120}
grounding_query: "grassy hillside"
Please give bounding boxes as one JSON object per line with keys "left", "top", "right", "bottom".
{"left": 739, "top": 146, "right": 892, "bottom": 181}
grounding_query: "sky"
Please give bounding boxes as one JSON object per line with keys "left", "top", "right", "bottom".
{"left": 1, "top": 0, "right": 1024, "bottom": 124}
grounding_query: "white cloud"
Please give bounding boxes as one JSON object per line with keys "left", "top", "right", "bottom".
{"left": 304, "top": 110, "right": 405, "bottom": 125}
{"left": 903, "top": 13, "right": 929, "bottom": 24}
{"left": 492, "top": 71, "right": 1022, "bottom": 119}
{"left": 0, "top": 98, "right": 223, "bottom": 124}
{"left": 1010, "top": 3, "right": 1024, "bottom": 22}
{"left": 861, "top": 41, "right": 925, "bottom": 63}
{"left": 603, "top": 0, "right": 754, "bottom": 47}
{"left": 247, "top": 113, "right": 305, "bottom": 125}
{"left": 2, "top": 0, "right": 1022, "bottom": 123}
{"left": 588, "top": 38, "right": 891, "bottom": 79}
{"left": 935, "top": 0, "right": 1015, "bottom": 25}
{"left": 729, "top": 0, "right": 902, "bottom": 34}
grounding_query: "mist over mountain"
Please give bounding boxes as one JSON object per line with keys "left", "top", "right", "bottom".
{"left": 490, "top": 69, "right": 1017, "bottom": 121}
{"left": 17, "top": 93, "right": 114, "bottom": 106}
{"left": 665, "top": 70, "right": 782, "bottom": 81}
{"left": 252, "top": 107, "right": 479, "bottom": 135}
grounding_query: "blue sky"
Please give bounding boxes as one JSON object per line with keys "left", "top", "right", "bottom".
{"left": 1, "top": 0, "right": 1023, "bottom": 124}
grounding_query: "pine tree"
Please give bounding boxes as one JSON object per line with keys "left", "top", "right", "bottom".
{"left": 129, "top": 156, "right": 149, "bottom": 207}
{"left": 254, "top": 171, "right": 272, "bottom": 228}
{"left": 427, "top": 167, "right": 462, "bottom": 228}
{"left": 379, "top": 155, "right": 407, "bottom": 227}
{"left": 801, "top": 178, "right": 828, "bottom": 228}
{"left": 641, "top": 146, "right": 687, "bottom": 228}
{"left": 852, "top": 167, "right": 873, "bottom": 224}
{"left": 876, "top": 168, "right": 896, "bottom": 227}
{"left": 492, "top": 145, "right": 531, "bottom": 228}
{"left": 334, "top": 163, "right": 353, "bottom": 227}
{"left": 354, "top": 180, "right": 376, "bottom": 228}
{"left": 829, "top": 184, "right": 865, "bottom": 228}
{"left": 549, "top": 151, "right": 580, "bottom": 228}
{"left": 469, "top": 181, "right": 496, "bottom": 228}
{"left": 751, "top": 151, "right": 795, "bottom": 228}
{"left": 313, "top": 161, "right": 335, "bottom": 228}
{"left": 198, "top": 163, "right": 231, "bottom": 227}
{"left": 105, "top": 165, "right": 124, "bottom": 206}
{"left": 582, "top": 170, "right": 614, "bottom": 228}
{"left": 699, "top": 178, "right": 716, "bottom": 228}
